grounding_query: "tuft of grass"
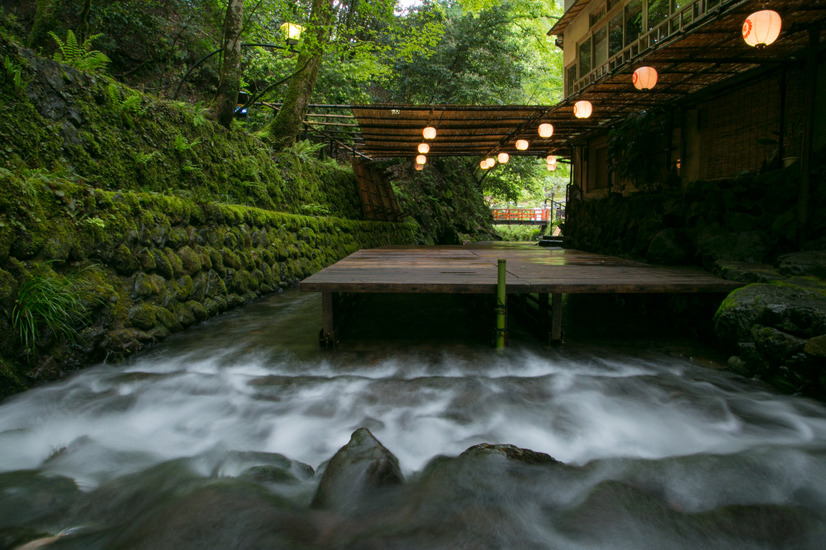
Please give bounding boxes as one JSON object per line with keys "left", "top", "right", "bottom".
{"left": 10, "top": 266, "right": 96, "bottom": 358}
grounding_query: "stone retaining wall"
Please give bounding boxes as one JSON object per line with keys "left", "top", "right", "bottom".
{"left": 0, "top": 185, "right": 416, "bottom": 395}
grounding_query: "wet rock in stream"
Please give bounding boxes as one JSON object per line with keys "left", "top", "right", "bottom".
{"left": 311, "top": 427, "right": 404, "bottom": 510}
{"left": 8, "top": 430, "right": 826, "bottom": 549}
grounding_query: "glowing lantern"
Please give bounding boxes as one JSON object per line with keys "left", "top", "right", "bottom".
{"left": 416, "top": 154, "right": 427, "bottom": 165}
{"left": 515, "top": 139, "right": 529, "bottom": 151}
{"left": 742, "top": 10, "right": 782, "bottom": 48}
{"left": 417, "top": 143, "right": 430, "bottom": 154}
{"left": 280, "top": 22, "right": 304, "bottom": 46}
{"left": 546, "top": 155, "right": 556, "bottom": 164}
{"left": 547, "top": 163, "right": 557, "bottom": 171}
{"left": 497, "top": 152, "right": 510, "bottom": 164}
{"left": 573, "top": 100, "right": 593, "bottom": 118}
{"left": 480, "top": 159, "right": 490, "bottom": 169}
{"left": 415, "top": 163, "right": 424, "bottom": 171}
{"left": 423, "top": 126, "right": 437, "bottom": 139}
{"left": 485, "top": 157, "right": 496, "bottom": 168}
{"left": 538, "top": 123, "right": 554, "bottom": 138}
{"left": 632, "top": 66, "right": 658, "bottom": 91}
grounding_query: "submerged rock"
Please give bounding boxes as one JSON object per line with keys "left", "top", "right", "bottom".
{"left": 311, "top": 427, "right": 403, "bottom": 510}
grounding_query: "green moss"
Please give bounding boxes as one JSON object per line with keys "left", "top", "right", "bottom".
{"left": 128, "top": 303, "right": 157, "bottom": 330}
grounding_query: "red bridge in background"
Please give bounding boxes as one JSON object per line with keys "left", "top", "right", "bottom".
{"left": 491, "top": 208, "right": 550, "bottom": 226}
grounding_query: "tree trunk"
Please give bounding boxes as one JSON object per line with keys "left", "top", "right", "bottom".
{"left": 212, "top": 0, "right": 245, "bottom": 129}
{"left": 28, "top": 0, "right": 63, "bottom": 52}
{"left": 264, "top": 0, "right": 335, "bottom": 150}
{"left": 78, "top": 0, "right": 93, "bottom": 44}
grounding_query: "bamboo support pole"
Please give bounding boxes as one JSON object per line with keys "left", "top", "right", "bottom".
{"left": 495, "top": 259, "right": 507, "bottom": 349}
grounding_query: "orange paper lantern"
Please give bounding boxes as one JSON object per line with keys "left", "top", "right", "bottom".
{"left": 742, "top": 10, "right": 782, "bottom": 48}
{"left": 497, "top": 152, "right": 510, "bottom": 164}
{"left": 633, "top": 66, "right": 658, "bottom": 91}
{"left": 417, "top": 143, "right": 430, "bottom": 154}
{"left": 515, "top": 139, "right": 529, "bottom": 151}
{"left": 416, "top": 154, "right": 427, "bottom": 165}
{"left": 538, "top": 123, "right": 554, "bottom": 138}
{"left": 573, "top": 100, "right": 593, "bottom": 118}
{"left": 423, "top": 126, "right": 437, "bottom": 139}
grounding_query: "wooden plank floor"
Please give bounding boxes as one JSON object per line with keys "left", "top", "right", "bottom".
{"left": 299, "top": 244, "right": 743, "bottom": 295}
{"left": 299, "top": 244, "right": 743, "bottom": 345}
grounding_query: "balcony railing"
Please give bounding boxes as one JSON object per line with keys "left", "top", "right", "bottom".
{"left": 570, "top": 0, "right": 737, "bottom": 97}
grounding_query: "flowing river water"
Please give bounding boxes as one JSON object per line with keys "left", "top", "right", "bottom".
{"left": 1, "top": 284, "right": 826, "bottom": 549}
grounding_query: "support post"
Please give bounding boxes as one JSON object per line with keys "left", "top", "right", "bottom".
{"left": 495, "top": 259, "right": 507, "bottom": 349}
{"left": 320, "top": 291, "right": 337, "bottom": 347}
{"left": 798, "top": 24, "right": 820, "bottom": 246}
{"left": 539, "top": 292, "right": 550, "bottom": 337}
{"left": 551, "top": 293, "right": 563, "bottom": 343}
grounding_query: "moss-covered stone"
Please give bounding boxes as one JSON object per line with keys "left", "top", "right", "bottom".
{"left": 152, "top": 248, "right": 174, "bottom": 279}
{"left": 186, "top": 300, "right": 208, "bottom": 323}
{"left": 136, "top": 248, "right": 156, "bottom": 271}
{"left": 167, "top": 226, "right": 190, "bottom": 250}
{"left": 132, "top": 272, "right": 161, "bottom": 298}
{"left": 805, "top": 334, "right": 826, "bottom": 358}
{"left": 177, "top": 245, "right": 202, "bottom": 275}
{"left": 0, "top": 268, "right": 17, "bottom": 312}
{"left": 176, "top": 275, "right": 193, "bottom": 302}
{"left": 164, "top": 247, "right": 184, "bottom": 278}
{"left": 112, "top": 244, "right": 139, "bottom": 275}
{"left": 128, "top": 303, "right": 157, "bottom": 330}
{"left": 154, "top": 306, "right": 180, "bottom": 331}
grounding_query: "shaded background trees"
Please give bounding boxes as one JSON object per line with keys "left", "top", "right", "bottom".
{"left": 1, "top": 0, "right": 566, "bottom": 220}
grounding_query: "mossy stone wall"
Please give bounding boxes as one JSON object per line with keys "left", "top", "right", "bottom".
{"left": 0, "top": 180, "right": 415, "bottom": 396}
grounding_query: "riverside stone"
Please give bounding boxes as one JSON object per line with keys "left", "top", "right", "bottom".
{"left": 128, "top": 304, "right": 157, "bottom": 330}
{"left": 805, "top": 335, "right": 826, "bottom": 358}
{"left": 311, "top": 428, "right": 404, "bottom": 510}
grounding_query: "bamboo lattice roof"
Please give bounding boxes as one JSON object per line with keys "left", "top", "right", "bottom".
{"left": 307, "top": 0, "right": 825, "bottom": 161}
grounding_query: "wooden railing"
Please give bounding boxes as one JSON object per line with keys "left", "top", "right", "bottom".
{"left": 569, "top": 0, "right": 737, "bottom": 97}
{"left": 491, "top": 208, "right": 550, "bottom": 225}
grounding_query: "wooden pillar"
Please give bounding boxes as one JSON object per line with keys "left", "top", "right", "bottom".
{"left": 539, "top": 293, "right": 550, "bottom": 337}
{"left": 798, "top": 24, "right": 820, "bottom": 246}
{"left": 320, "top": 291, "right": 337, "bottom": 346}
{"left": 551, "top": 293, "right": 563, "bottom": 343}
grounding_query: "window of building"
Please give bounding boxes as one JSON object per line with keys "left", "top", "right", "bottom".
{"left": 624, "top": 0, "right": 643, "bottom": 47}
{"left": 608, "top": 12, "right": 624, "bottom": 57}
{"left": 590, "top": 4, "right": 606, "bottom": 27}
{"left": 566, "top": 0, "right": 688, "bottom": 93}
{"left": 578, "top": 36, "right": 592, "bottom": 78}
{"left": 647, "top": 0, "right": 670, "bottom": 31}
{"left": 593, "top": 24, "right": 608, "bottom": 68}
{"left": 566, "top": 64, "right": 577, "bottom": 97}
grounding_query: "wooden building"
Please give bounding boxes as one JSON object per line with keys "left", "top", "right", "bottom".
{"left": 547, "top": 0, "right": 826, "bottom": 197}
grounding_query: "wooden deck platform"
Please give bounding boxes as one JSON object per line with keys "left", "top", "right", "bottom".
{"left": 299, "top": 245, "right": 743, "bottom": 345}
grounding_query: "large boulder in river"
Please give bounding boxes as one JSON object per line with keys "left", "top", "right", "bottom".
{"left": 311, "top": 428, "right": 404, "bottom": 510}
{"left": 713, "top": 279, "right": 826, "bottom": 345}
{"left": 713, "top": 277, "right": 826, "bottom": 395}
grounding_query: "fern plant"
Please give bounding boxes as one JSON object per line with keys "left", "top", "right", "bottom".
{"left": 48, "top": 30, "right": 110, "bottom": 74}
{"left": 284, "top": 140, "right": 326, "bottom": 164}
{"left": 3, "top": 55, "right": 25, "bottom": 95}
{"left": 173, "top": 134, "right": 201, "bottom": 152}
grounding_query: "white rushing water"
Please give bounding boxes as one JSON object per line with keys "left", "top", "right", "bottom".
{"left": 1, "top": 291, "right": 825, "bottom": 549}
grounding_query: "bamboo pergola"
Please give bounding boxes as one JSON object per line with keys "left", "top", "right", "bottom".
{"left": 299, "top": 0, "right": 825, "bottom": 163}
